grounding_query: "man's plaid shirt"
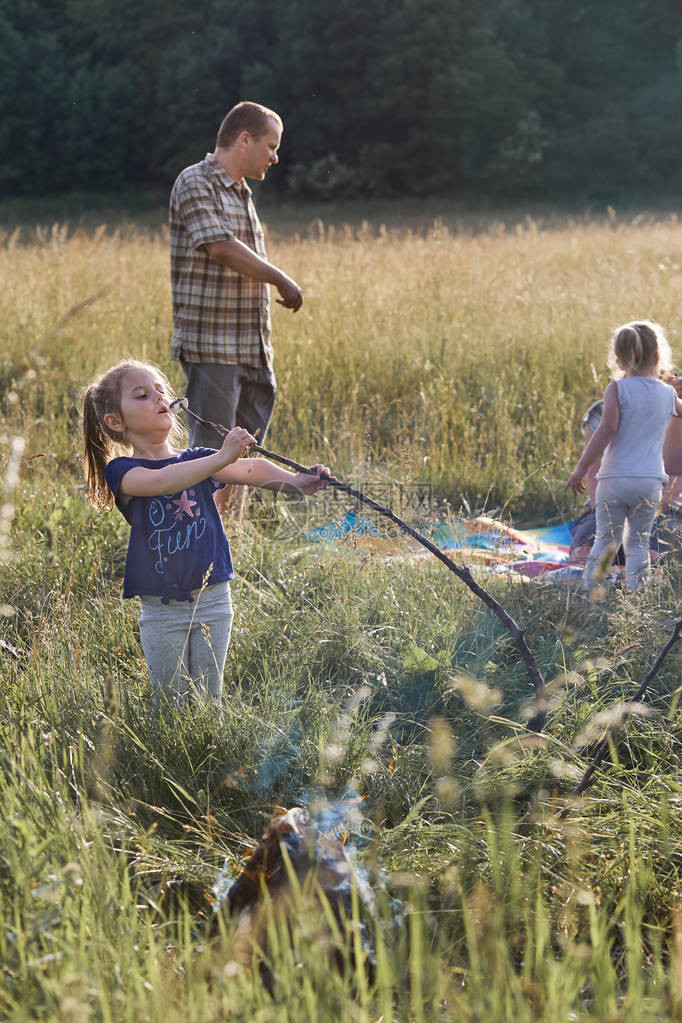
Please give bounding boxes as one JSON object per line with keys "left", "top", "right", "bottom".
{"left": 170, "top": 154, "right": 273, "bottom": 368}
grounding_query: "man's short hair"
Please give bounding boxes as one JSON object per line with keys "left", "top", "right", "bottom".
{"left": 216, "top": 102, "right": 282, "bottom": 149}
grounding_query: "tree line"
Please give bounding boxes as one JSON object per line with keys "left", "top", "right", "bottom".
{"left": 1, "top": 0, "right": 681, "bottom": 201}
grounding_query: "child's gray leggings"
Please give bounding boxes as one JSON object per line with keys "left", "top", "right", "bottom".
{"left": 584, "top": 476, "right": 662, "bottom": 590}
{"left": 138, "top": 581, "right": 234, "bottom": 711}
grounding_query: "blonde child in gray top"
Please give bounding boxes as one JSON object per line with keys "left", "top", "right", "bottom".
{"left": 566, "top": 321, "right": 682, "bottom": 590}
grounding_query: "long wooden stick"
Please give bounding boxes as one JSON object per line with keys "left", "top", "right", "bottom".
{"left": 170, "top": 398, "right": 549, "bottom": 730}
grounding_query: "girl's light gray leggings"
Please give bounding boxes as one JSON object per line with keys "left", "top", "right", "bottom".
{"left": 138, "top": 581, "right": 234, "bottom": 711}
{"left": 584, "top": 476, "right": 662, "bottom": 590}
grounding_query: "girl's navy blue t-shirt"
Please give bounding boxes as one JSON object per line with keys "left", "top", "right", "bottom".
{"left": 104, "top": 447, "right": 233, "bottom": 601}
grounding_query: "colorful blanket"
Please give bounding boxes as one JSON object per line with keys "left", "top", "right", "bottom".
{"left": 305, "top": 506, "right": 682, "bottom": 582}
{"left": 306, "top": 512, "right": 577, "bottom": 578}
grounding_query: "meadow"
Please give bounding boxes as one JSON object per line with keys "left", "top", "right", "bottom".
{"left": 2, "top": 207, "right": 682, "bottom": 1020}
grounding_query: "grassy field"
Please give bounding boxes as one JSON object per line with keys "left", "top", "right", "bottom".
{"left": 2, "top": 207, "right": 682, "bottom": 1020}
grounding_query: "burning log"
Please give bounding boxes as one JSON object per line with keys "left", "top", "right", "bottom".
{"left": 215, "top": 807, "right": 373, "bottom": 987}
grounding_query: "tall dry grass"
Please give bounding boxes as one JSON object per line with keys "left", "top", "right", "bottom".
{"left": 3, "top": 209, "right": 682, "bottom": 1019}
{"left": 3, "top": 211, "right": 682, "bottom": 516}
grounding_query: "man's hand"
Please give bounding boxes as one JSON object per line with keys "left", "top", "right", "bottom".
{"left": 275, "top": 274, "right": 303, "bottom": 312}
{"left": 206, "top": 239, "right": 303, "bottom": 311}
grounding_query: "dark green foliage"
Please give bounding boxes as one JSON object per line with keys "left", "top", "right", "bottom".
{"left": 2, "top": 0, "right": 682, "bottom": 199}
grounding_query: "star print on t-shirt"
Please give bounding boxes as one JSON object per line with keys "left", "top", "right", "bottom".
{"left": 172, "top": 489, "right": 199, "bottom": 520}
{"left": 103, "top": 448, "right": 234, "bottom": 598}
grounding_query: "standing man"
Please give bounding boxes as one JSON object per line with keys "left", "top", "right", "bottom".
{"left": 169, "top": 101, "right": 302, "bottom": 516}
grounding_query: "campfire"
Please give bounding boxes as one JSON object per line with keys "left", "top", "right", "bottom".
{"left": 214, "top": 806, "right": 374, "bottom": 986}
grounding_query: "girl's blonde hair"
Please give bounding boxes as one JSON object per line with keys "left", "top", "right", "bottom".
{"left": 81, "top": 359, "right": 181, "bottom": 510}
{"left": 607, "top": 320, "right": 673, "bottom": 379}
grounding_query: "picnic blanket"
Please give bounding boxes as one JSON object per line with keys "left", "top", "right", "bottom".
{"left": 305, "top": 508, "right": 682, "bottom": 582}
{"left": 306, "top": 512, "right": 575, "bottom": 576}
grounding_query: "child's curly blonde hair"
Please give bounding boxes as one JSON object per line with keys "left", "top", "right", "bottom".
{"left": 607, "top": 320, "right": 673, "bottom": 379}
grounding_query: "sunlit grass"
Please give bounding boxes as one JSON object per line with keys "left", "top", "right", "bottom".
{"left": 2, "top": 210, "right": 682, "bottom": 1018}
{"left": 3, "top": 211, "right": 682, "bottom": 515}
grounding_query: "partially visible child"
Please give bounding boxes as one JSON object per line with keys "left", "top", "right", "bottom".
{"left": 566, "top": 321, "right": 682, "bottom": 590}
{"left": 82, "top": 359, "right": 329, "bottom": 711}
{"left": 570, "top": 396, "right": 682, "bottom": 563}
